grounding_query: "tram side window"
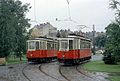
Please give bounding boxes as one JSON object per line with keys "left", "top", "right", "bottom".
{"left": 40, "top": 41, "right": 46, "bottom": 50}
{"left": 84, "top": 41, "right": 86, "bottom": 48}
{"left": 29, "top": 41, "right": 35, "bottom": 49}
{"left": 43, "top": 42, "right": 46, "bottom": 50}
{"left": 83, "top": 42, "right": 85, "bottom": 48}
{"left": 52, "top": 43, "right": 54, "bottom": 50}
{"left": 47, "top": 42, "right": 51, "bottom": 50}
{"left": 88, "top": 42, "right": 91, "bottom": 48}
{"left": 40, "top": 42, "right": 42, "bottom": 50}
{"left": 80, "top": 40, "right": 83, "bottom": 49}
{"left": 54, "top": 43, "right": 56, "bottom": 50}
{"left": 61, "top": 40, "right": 68, "bottom": 50}
{"left": 55, "top": 43, "right": 58, "bottom": 50}
{"left": 69, "top": 40, "right": 73, "bottom": 50}
{"left": 84, "top": 41, "right": 90, "bottom": 48}
{"left": 47, "top": 42, "right": 54, "bottom": 50}
{"left": 74, "top": 39, "right": 76, "bottom": 49}
{"left": 80, "top": 40, "right": 86, "bottom": 49}
{"left": 84, "top": 41, "right": 87, "bottom": 48}
{"left": 36, "top": 41, "right": 39, "bottom": 50}
{"left": 87, "top": 42, "right": 89, "bottom": 48}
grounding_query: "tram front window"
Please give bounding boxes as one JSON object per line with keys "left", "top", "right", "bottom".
{"left": 61, "top": 40, "right": 68, "bottom": 51}
{"left": 29, "top": 41, "right": 35, "bottom": 50}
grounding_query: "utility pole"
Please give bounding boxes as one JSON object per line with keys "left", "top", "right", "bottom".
{"left": 93, "top": 25, "right": 95, "bottom": 55}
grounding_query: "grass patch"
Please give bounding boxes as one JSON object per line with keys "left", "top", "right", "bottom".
{"left": 6, "top": 54, "right": 27, "bottom": 65}
{"left": 83, "top": 61, "right": 120, "bottom": 72}
{"left": 83, "top": 61, "right": 120, "bottom": 81}
{"left": 7, "top": 59, "right": 27, "bottom": 65}
{"left": 109, "top": 76, "right": 120, "bottom": 81}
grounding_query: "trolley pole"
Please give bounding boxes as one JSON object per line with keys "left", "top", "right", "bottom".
{"left": 93, "top": 25, "right": 95, "bottom": 55}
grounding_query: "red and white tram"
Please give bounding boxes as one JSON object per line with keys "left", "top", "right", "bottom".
{"left": 57, "top": 34, "right": 91, "bottom": 64}
{"left": 27, "top": 37, "right": 58, "bottom": 62}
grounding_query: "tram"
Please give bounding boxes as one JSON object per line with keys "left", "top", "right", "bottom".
{"left": 57, "top": 34, "right": 91, "bottom": 64}
{"left": 26, "top": 37, "right": 58, "bottom": 62}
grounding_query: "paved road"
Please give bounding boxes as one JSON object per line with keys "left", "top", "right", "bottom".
{"left": 0, "top": 55, "right": 108, "bottom": 81}
{"left": 91, "top": 54, "right": 103, "bottom": 61}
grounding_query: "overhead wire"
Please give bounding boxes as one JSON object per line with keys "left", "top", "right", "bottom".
{"left": 30, "top": 0, "right": 38, "bottom": 23}
{"left": 34, "top": 0, "right": 36, "bottom": 22}
{"left": 67, "top": 0, "right": 71, "bottom": 20}
{"left": 66, "top": 0, "right": 88, "bottom": 29}
{"left": 29, "top": 0, "right": 106, "bottom": 31}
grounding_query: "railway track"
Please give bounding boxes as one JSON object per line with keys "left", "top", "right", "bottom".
{"left": 39, "top": 64, "right": 60, "bottom": 81}
{"left": 22, "top": 65, "right": 32, "bottom": 81}
{"left": 39, "top": 63, "right": 71, "bottom": 81}
{"left": 76, "top": 65, "right": 93, "bottom": 79}
{"left": 59, "top": 65, "right": 71, "bottom": 81}
{"left": 22, "top": 62, "right": 100, "bottom": 81}
{"left": 76, "top": 65, "right": 103, "bottom": 81}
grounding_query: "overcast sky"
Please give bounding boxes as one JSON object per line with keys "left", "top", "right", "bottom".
{"left": 20, "top": 0, "right": 115, "bottom": 32}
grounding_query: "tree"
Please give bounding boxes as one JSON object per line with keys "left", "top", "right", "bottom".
{"left": 103, "top": 22, "right": 120, "bottom": 64}
{"left": 0, "top": 0, "right": 30, "bottom": 61}
{"left": 0, "top": 0, "right": 16, "bottom": 58}
{"left": 12, "top": 0, "right": 31, "bottom": 61}
{"left": 103, "top": 0, "right": 120, "bottom": 64}
{"left": 95, "top": 34, "right": 106, "bottom": 49}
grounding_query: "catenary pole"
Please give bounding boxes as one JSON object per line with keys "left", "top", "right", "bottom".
{"left": 93, "top": 25, "right": 95, "bottom": 55}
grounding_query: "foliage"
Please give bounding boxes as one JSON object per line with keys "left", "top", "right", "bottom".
{"left": 104, "top": 22, "right": 120, "bottom": 64}
{"left": 0, "top": 0, "right": 30, "bottom": 60}
{"left": 110, "top": 0, "right": 120, "bottom": 20}
{"left": 7, "top": 54, "right": 27, "bottom": 65}
{"left": 109, "top": 76, "right": 120, "bottom": 81}
{"left": 103, "top": 0, "right": 120, "bottom": 64}
{"left": 95, "top": 34, "right": 106, "bottom": 49}
{"left": 103, "top": 50, "right": 116, "bottom": 64}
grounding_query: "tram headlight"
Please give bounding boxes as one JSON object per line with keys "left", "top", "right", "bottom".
{"left": 62, "top": 55, "right": 65, "bottom": 58}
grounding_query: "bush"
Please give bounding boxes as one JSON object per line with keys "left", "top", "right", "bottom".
{"left": 103, "top": 50, "right": 117, "bottom": 64}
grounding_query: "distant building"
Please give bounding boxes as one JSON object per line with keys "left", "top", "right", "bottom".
{"left": 30, "top": 22, "right": 57, "bottom": 38}
{"left": 85, "top": 31, "right": 105, "bottom": 39}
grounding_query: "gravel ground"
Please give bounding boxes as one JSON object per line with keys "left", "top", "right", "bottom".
{"left": 0, "top": 55, "right": 109, "bottom": 81}
{"left": 0, "top": 63, "right": 28, "bottom": 81}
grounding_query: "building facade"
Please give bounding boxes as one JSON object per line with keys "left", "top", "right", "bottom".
{"left": 30, "top": 22, "right": 57, "bottom": 38}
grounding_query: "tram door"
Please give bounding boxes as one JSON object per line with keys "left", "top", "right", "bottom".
{"left": 54, "top": 42, "right": 58, "bottom": 57}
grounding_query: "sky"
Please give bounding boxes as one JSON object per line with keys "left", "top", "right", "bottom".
{"left": 20, "top": 0, "right": 115, "bottom": 32}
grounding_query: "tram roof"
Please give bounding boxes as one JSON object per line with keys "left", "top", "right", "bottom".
{"left": 58, "top": 34, "right": 91, "bottom": 42}
{"left": 27, "top": 36, "right": 58, "bottom": 42}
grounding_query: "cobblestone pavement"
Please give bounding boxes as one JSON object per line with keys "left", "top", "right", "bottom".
{"left": 0, "top": 55, "right": 109, "bottom": 81}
